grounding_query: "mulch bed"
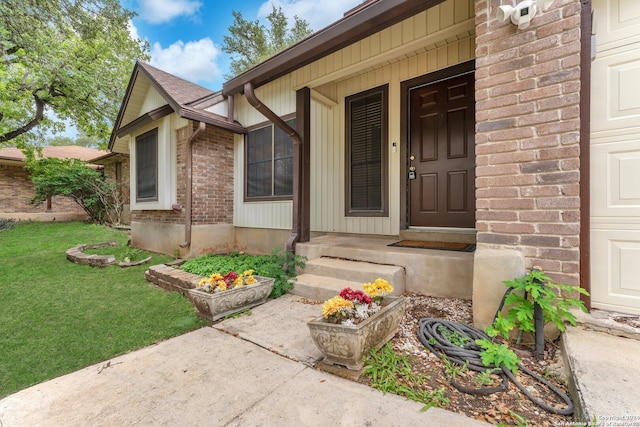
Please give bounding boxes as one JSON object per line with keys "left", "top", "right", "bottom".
{"left": 357, "top": 293, "right": 574, "bottom": 426}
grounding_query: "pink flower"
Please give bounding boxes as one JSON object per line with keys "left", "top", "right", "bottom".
{"left": 339, "top": 288, "right": 372, "bottom": 305}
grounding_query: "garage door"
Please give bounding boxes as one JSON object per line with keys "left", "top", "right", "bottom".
{"left": 591, "top": 0, "right": 640, "bottom": 314}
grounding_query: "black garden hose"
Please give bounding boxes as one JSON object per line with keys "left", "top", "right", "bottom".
{"left": 417, "top": 318, "right": 574, "bottom": 416}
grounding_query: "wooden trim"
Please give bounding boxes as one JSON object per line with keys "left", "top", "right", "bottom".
{"left": 296, "top": 87, "right": 311, "bottom": 244}
{"left": 580, "top": 0, "right": 592, "bottom": 308}
{"left": 399, "top": 60, "right": 475, "bottom": 230}
{"left": 115, "top": 105, "right": 173, "bottom": 138}
{"left": 344, "top": 84, "right": 389, "bottom": 218}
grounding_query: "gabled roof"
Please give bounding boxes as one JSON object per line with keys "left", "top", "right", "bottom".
{"left": 0, "top": 146, "right": 109, "bottom": 166}
{"left": 222, "top": 0, "right": 446, "bottom": 96}
{"left": 109, "top": 62, "right": 246, "bottom": 150}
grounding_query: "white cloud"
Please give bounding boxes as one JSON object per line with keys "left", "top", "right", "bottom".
{"left": 150, "top": 38, "right": 222, "bottom": 84}
{"left": 127, "top": 20, "right": 141, "bottom": 41}
{"left": 258, "top": 0, "right": 363, "bottom": 32}
{"left": 138, "top": 0, "right": 202, "bottom": 24}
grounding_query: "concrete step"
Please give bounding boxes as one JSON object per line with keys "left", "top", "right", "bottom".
{"left": 292, "top": 274, "right": 364, "bottom": 301}
{"left": 562, "top": 326, "right": 640, "bottom": 422}
{"left": 296, "top": 237, "right": 474, "bottom": 299}
{"left": 302, "top": 257, "right": 405, "bottom": 291}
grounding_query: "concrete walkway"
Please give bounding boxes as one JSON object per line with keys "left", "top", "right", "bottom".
{"left": 0, "top": 295, "right": 490, "bottom": 427}
{"left": 562, "top": 309, "right": 640, "bottom": 423}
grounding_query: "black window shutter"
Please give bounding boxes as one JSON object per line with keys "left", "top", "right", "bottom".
{"left": 350, "top": 93, "right": 383, "bottom": 211}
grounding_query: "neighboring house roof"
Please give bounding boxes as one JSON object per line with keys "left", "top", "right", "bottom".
{"left": 0, "top": 146, "right": 109, "bottom": 166}
{"left": 222, "top": 0, "right": 445, "bottom": 96}
{"left": 109, "top": 62, "right": 246, "bottom": 150}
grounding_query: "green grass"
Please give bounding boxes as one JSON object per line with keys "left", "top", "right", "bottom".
{"left": 0, "top": 221, "right": 207, "bottom": 398}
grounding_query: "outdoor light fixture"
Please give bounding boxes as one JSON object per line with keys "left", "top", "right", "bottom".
{"left": 497, "top": 0, "right": 554, "bottom": 30}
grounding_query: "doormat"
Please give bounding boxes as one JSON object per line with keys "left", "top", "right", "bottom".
{"left": 388, "top": 240, "right": 476, "bottom": 252}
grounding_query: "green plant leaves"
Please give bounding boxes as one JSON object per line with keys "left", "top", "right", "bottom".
{"left": 181, "top": 250, "right": 306, "bottom": 299}
{"left": 364, "top": 343, "right": 450, "bottom": 410}
{"left": 478, "top": 270, "right": 590, "bottom": 374}
{"left": 476, "top": 339, "right": 520, "bottom": 374}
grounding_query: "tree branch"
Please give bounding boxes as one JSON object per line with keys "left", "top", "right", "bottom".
{"left": 0, "top": 91, "right": 46, "bottom": 143}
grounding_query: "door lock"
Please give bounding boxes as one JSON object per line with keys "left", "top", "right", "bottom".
{"left": 410, "top": 155, "right": 415, "bottom": 161}
{"left": 408, "top": 166, "right": 416, "bottom": 180}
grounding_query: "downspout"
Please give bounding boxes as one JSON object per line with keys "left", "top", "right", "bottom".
{"left": 180, "top": 121, "right": 206, "bottom": 248}
{"left": 244, "top": 82, "right": 302, "bottom": 252}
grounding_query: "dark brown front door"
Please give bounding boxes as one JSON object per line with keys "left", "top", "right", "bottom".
{"left": 408, "top": 72, "right": 475, "bottom": 228}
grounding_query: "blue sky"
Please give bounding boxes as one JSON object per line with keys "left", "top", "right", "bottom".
{"left": 123, "top": 0, "right": 364, "bottom": 90}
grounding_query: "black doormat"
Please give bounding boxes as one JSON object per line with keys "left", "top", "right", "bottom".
{"left": 388, "top": 240, "right": 476, "bottom": 252}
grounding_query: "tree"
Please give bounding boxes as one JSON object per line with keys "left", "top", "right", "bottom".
{"left": 0, "top": 0, "right": 149, "bottom": 148}
{"left": 222, "top": 6, "right": 312, "bottom": 78}
{"left": 27, "top": 157, "right": 123, "bottom": 224}
{"left": 48, "top": 134, "right": 99, "bottom": 148}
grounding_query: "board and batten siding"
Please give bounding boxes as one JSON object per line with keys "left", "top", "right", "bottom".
{"left": 233, "top": 0, "right": 475, "bottom": 233}
{"left": 233, "top": 75, "right": 296, "bottom": 229}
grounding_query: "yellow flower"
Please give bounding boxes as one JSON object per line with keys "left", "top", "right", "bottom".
{"left": 363, "top": 278, "right": 393, "bottom": 297}
{"left": 245, "top": 275, "right": 257, "bottom": 285}
{"left": 198, "top": 278, "right": 208, "bottom": 287}
{"left": 233, "top": 276, "right": 244, "bottom": 287}
{"left": 243, "top": 269, "right": 254, "bottom": 276}
{"left": 216, "top": 280, "right": 227, "bottom": 291}
{"left": 210, "top": 273, "right": 224, "bottom": 281}
{"left": 322, "top": 296, "right": 354, "bottom": 318}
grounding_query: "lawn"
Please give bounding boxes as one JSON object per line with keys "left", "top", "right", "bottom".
{"left": 0, "top": 221, "right": 207, "bottom": 398}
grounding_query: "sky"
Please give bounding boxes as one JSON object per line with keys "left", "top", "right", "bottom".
{"left": 123, "top": 0, "right": 365, "bottom": 91}
{"left": 54, "top": 0, "right": 363, "bottom": 140}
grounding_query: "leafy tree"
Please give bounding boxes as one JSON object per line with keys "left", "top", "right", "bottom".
{"left": 222, "top": 6, "right": 312, "bottom": 78}
{"left": 48, "top": 134, "right": 99, "bottom": 148}
{"left": 27, "top": 157, "right": 123, "bottom": 224}
{"left": 0, "top": 0, "right": 149, "bottom": 148}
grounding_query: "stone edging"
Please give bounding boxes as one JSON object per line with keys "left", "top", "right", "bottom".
{"left": 66, "top": 242, "right": 118, "bottom": 267}
{"left": 145, "top": 264, "right": 203, "bottom": 295}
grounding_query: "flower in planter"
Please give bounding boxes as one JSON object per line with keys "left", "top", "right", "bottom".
{"left": 321, "top": 279, "right": 393, "bottom": 325}
{"left": 197, "top": 269, "right": 256, "bottom": 293}
{"left": 362, "top": 278, "right": 394, "bottom": 303}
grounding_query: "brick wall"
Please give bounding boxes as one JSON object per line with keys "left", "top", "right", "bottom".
{"left": 191, "top": 124, "right": 235, "bottom": 224}
{"left": 474, "top": 0, "right": 582, "bottom": 285}
{"left": 101, "top": 156, "right": 131, "bottom": 205}
{"left": 0, "top": 164, "right": 85, "bottom": 215}
{"left": 130, "top": 121, "right": 235, "bottom": 225}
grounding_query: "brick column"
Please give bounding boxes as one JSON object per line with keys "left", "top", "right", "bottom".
{"left": 473, "top": 0, "right": 583, "bottom": 326}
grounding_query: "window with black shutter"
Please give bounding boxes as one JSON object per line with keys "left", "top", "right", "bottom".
{"left": 246, "top": 118, "right": 295, "bottom": 200}
{"left": 135, "top": 129, "right": 158, "bottom": 202}
{"left": 346, "top": 86, "right": 388, "bottom": 216}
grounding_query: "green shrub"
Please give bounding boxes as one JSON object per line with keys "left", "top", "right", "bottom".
{"left": 181, "top": 249, "right": 306, "bottom": 298}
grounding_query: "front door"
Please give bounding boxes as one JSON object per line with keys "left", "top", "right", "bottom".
{"left": 408, "top": 72, "right": 475, "bottom": 228}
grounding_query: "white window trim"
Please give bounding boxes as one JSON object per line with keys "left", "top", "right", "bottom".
{"left": 129, "top": 116, "right": 177, "bottom": 210}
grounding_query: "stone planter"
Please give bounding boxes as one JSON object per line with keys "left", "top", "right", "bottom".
{"left": 187, "top": 276, "right": 274, "bottom": 321}
{"left": 307, "top": 296, "right": 406, "bottom": 370}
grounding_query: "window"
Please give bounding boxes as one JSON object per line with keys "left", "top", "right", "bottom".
{"left": 135, "top": 129, "right": 158, "bottom": 202}
{"left": 246, "top": 118, "right": 295, "bottom": 199}
{"left": 346, "top": 85, "right": 388, "bottom": 216}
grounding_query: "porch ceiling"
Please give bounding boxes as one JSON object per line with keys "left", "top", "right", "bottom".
{"left": 297, "top": 25, "right": 475, "bottom": 93}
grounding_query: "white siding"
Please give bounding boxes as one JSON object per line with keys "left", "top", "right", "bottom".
{"left": 140, "top": 85, "right": 169, "bottom": 117}
{"left": 233, "top": 0, "right": 475, "bottom": 234}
